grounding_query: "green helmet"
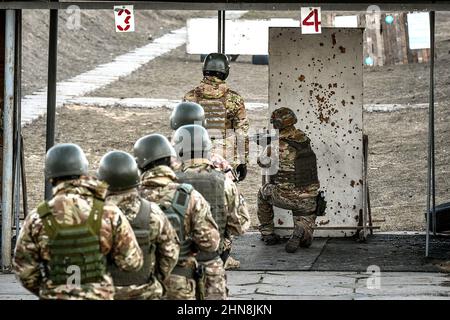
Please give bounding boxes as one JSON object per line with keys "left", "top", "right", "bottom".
{"left": 45, "top": 143, "right": 89, "bottom": 180}
{"left": 133, "top": 134, "right": 176, "bottom": 170}
{"left": 203, "top": 53, "right": 230, "bottom": 80}
{"left": 170, "top": 102, "right": 206, "bottom": 130}
{"left": 97, "top": 151, "right": 140, "bottom": 192}
{"left": 172, "top": 124, "right": 212, "bottom": 160}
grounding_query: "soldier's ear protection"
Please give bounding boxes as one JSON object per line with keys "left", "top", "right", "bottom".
{"left": 270, "top": 117, "right": 283, "bottom": 129}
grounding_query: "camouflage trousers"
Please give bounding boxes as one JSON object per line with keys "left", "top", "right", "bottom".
{"left": 114, "top": 279, "right": 164, "bottom": 300}
{"left": 200, "top": 257, "right": 228, "bottom": 300}
{"left": 257, "top": 183, "right": 317, "bottom": 246}
{"left": 163, "top": 274, "right": 196, "bottom": 300}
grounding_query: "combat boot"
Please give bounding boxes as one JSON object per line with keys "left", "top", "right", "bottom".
{"left": 285, "top": 226, "right": 305, "bottom": 253}
{"left": 261, "top": 233, "right": 280, "bottom": 245}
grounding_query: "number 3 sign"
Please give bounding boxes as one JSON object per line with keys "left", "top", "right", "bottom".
{"left": 114, "top": 5, "right": 135, "bottom": 32}
{"left": 301, "top": 7, "right": 322, "bottom": 34}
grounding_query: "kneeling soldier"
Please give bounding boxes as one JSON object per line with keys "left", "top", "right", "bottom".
{"left": 13, "top": 143, "right": 143, "bottom": 300}
{"left": 97, "top": 150, "right": 179, "bottom": 299}
{"left": 134, "top": 134, "right": 220, "bottom": 300}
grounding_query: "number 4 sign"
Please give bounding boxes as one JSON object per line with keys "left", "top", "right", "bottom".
{"left": 114, "top": 5, "right": 135, "bottom": 32}
{"left": 301, "top": 7, "right": 322, "bottom": 34}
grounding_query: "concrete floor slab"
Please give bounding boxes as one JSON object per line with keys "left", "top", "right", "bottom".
{"left": 232, "top": 232, "right": 327, "bottom": 271}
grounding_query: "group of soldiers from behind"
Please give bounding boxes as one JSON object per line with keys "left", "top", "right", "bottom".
{"left": 12, "top": 53, "right": 324, "bottom": 300}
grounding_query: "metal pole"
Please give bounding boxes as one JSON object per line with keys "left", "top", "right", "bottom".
{"left": 14, "top": 9, "right": 22, "bottom": 239}
{"left": 221, "top": 10, "right": 226, "bottom": 54}
{"left": 44, "top": 7, "right": 58, "bottom": 200}
{"left": 426, "top": 11, "right": 435, "bottom": 257}
{"left": 2, "top": 10, "right": 16, "bottom": 271}
{"left": 217, "top": 10, "right": 222, "bottom": 53}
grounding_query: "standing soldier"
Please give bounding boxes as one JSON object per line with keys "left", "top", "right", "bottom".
{"left": 169, "top": 101, "right": 249, "bottom": 269}
{"left": 183, "top": 53, "right": 249, "bottom": 181}
{"left": 97, "top": 150, "right": 179, "bottom": 300}
{"left": 133, "top": 134, "right": 220, "bottom": 300}
{"left": 173, "top": 125, "right": 251, "bottom": 300}
{"left": 13, "top": 143, "right": 143, "bottom": 300}
{"left": 257, "top": 107, "right": 323, "bottom": 253}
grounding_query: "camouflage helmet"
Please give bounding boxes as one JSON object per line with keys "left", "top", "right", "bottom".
{"left": 97, "top": 151, "right": 140, "bottom": 192}
{"left": 270, "top": 107, "right": 298, "bottom": 129}
{"left": 170, "top": 101, "right": 206, "bottom": 130}
{"left": 133, "top": 134, "right": 176, "bottom": 170}
{"left": 172, "top": 124, "right": 212, "bottom": 160}
{"left": 45, "top": 143, "right": 89, "bottom": 180}
{"left": 203, "top": 53, "right": 230, "bottom": 80}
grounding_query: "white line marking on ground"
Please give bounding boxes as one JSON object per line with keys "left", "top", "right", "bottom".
{"left": 62, "top": 96, "right": 432, "bottom": 113}
{"left": 21, "top": 11, "right": 248, "bottom": 126}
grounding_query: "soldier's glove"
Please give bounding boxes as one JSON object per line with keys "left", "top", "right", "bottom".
{"left": 235, "top": 164, "right": 247, "bottom": 182}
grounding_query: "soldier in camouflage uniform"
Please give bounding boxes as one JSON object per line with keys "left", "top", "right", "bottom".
{"left": 134, "top": 134, "right": 220, "bottom": 300}
{"left": 13, "top": 143, "right": 143, "bottom": 300}
{"left": 183, "top": 53, "right": 249, "bottom": 181}
{"left": 257, "top": 108, "right": 320, "bottom": 253}
{"left": 173, "top": 125, "right": 251, "bottom": 299}
{"left": 97, "top": 150, "right": 179, "bottom": 300}
{"left": 169, "top": 101, "right": 249, "bottom": 270}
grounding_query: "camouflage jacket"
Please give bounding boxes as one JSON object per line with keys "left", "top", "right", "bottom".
{"left": 184, "top": 76, "right": 249, "bottom": 164}
{"left": 259, "top": 125, "right": 320, "bottom": 195}
{"left": 180, "top": 159, "right": 250, "bottom": 236}
{"left": 106, "top": 189, "right": 179, "bottom": 299}
{"left": 13, "top": 176, "right": 143, "bottom": 300}
{"left": 138, "top": 165, "right": 220, "bottom": 268}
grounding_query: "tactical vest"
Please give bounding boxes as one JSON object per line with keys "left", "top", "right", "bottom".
{"left": 194, "top": 94, "right": 228, "bottom": 139}
{"left": 177, "top": 169, "right": 226, "bottom": 261}
{"left": 108, "top": 198, "right": 155, "bottom": 286}
{"left": 272, "top": 138, "right": 319, "bottom": 188}
{"left": 37, "top": 198, "right": 106, "bottom": 285}
{"left": 159, "top": 184, "right": 193, "bottom": 261}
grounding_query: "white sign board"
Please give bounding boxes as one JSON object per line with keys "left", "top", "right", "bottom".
{"left": 300, "top": 7, "right": 322, "bottom": 34}
{"left": 407, "top": 12, "right": 430, "bottom": 49}
{"left": 186, "top": 18, "right": 298, "bottom": 55}
{"left": 114, "top": 5, "right": 134, "bottom": 32}
{"left": 334, "top": 15, "right": 358, "bottom": 28}
{"left": 269, "top": 28, "right": 364, "bottom": 237}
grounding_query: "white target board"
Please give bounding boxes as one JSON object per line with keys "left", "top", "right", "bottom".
{"left": 186, "top": 18, "right": 298, "bottom": 55}
{"left": 269, "top": 28, "right": 364, "bottom": 237}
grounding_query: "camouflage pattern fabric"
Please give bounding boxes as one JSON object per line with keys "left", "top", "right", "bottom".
{"left": 106, "top": 189, "right": 179, "bottom": 300}
{"left": 180, "top": 158, "right": 250, "bottom": 299}
{"left": 13, "top": 176, "right": 143, "bottom": 300}
{"left": 257, "top": 125, "right": 319, "bottom": 243}
{"left": 138, "top": 165, "right": 220, "bottom": 300}
{"left": 184, "top": 76, "right": 249, "bottom": 166}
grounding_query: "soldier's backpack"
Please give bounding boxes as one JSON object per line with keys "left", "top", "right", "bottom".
{"left": 177, "top": 169, "right": 226, "bottom": 262}
{"left": 37, "top": 198, "right": 106, "bottom": 285}
{"left": 159, "top": 184, "right": 194, "bottom": 261}
{"left": 108, "top": 198, "right": 156, "bottom": 286}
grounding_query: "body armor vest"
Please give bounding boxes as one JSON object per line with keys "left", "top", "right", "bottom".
{"left": 159, "top": 184, "right": 193, "bottom": 261}
{"left": 177, "top": 169, "right": 226, "bottom": 261}
{"left": 108, "top": 198, "right": 155, "bottom": 286}
{"left": 37, "top": 198, "right": 106, "bottom": 285}
{"left": 194, "top": 94, "right": 228, "bottom": 139}
{"left": 272, "top": 138, "right": 319, "bottom": 188}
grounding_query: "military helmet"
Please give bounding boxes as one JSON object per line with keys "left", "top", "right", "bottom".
{"left": 97, "top": 151, "right": 140, "bottom": 192}
{"left": 203, "top": 53, "right": 230, "bottom": 80}
{"left": 45, "top": 143, "right": 89, "bottom": 180}
{"left": 134, "top": 134, "right": 176, "bottom": 170}
{"left": 170, "top": 101, "right": 206, "bottom": 130}
{"left": 172, "top": 124, "right": 212, "bottom": 159}
{"left": 270, "top": 107, "right": 298, "bottom": 129}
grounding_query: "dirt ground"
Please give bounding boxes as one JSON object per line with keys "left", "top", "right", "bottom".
{"left": 20, "top": 11, "right": 450, "bottom": 232}
{"left": 22, "top": 9, "right": 213, "bottom": 96}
